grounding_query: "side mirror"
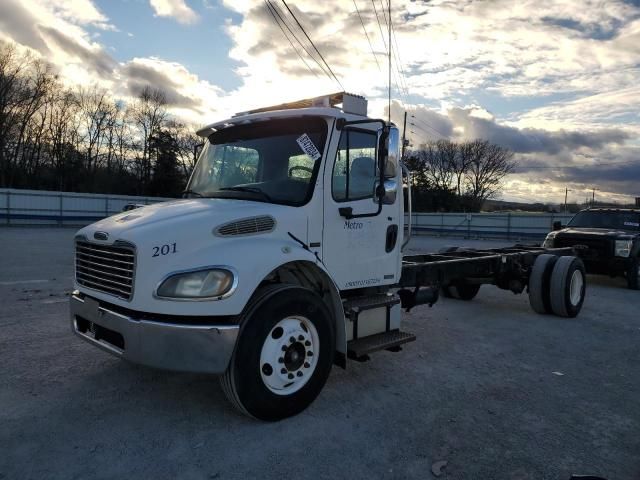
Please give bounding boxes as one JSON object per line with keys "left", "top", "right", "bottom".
{"left": 553, "top": 221, "right": 564, "bottom": 231}
{"left": 374, "top": 179, "right": 398, "bottom": 204}
{"left": 381, "top": 126, "right": 399, "bottom": 178}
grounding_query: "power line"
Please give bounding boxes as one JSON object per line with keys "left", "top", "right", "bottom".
{"left": 267, "top": 0, "right": 334, "bottom": 81}
{"left": 281, "top": 0, "right": 344, "bottom": 91}
{"left": 371, "top": 0, "right": 410, "bottom": 111}
{"left": 263, "top": 1, "right": 320, "bottom": 79}
{"left": 376, "top": 0, "right": 410, "bottom": 100}
{"left": 352, "top": 0, "right": 382, "bottom": 73}
{"left": 410, "top": 114, "right": 450, "bottom": 139}
{"left": 384, "top": 0, "right": 411, "bottom": 98}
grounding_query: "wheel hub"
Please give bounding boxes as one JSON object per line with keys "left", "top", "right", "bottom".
{"left": 284, "top": 342, "right": 306, "bottom": 371}
{"left": 259, "top": 316, "right": 319, "bottom": 395}
{"left": 569, "top": 269, "right": 584, "bottom": 306}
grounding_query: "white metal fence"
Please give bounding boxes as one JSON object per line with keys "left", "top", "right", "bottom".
{"left": 1, "top": 188, "right": 573, "bottom": 239}
{"left": 405, "top": 212, "right": 573, "bottom": 240}
{"left": 0, "top": 188, "right": 170, "bottom": 226}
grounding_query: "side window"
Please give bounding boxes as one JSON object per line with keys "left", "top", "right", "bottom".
{"left": 288, "top": 154, "right": 315, "bottom": 179}
{"left": 332, "top": 130, "right": 377, "bottom": 202}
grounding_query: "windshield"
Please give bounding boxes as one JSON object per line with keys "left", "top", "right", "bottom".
{"left": 186, "top": 117, "right": 328, "bottom": 206}
{"left": 568, "top": 210, "right": 640, "bottom": 231}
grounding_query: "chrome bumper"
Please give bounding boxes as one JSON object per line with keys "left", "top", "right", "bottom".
{"left": 70, "top": 293, "right": 238, "bottom": 374}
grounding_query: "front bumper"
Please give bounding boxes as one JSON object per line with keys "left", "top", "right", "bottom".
{"left": 582, "top": 256, "right": 633, "bottom": 276}
{"left": 70, "top": 293, "right": 239, "bottom": 374}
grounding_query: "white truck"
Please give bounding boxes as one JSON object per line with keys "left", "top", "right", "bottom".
{"left": 70, "top": 93, "right": 587, "bottom": 420}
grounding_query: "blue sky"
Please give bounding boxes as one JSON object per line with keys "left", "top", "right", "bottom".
{"left": 91, "top": 0, "right": 243, "bottom": 91}
{"left": 0, "top": 0, "right": 638, "bottom": 203}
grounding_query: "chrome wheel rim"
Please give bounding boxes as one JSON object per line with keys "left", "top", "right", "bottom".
{"left": 569, "top": 270, "right": 584, "bottom": 306}
{"left": 259, "top": 316, "right": 319, "bottom": 395}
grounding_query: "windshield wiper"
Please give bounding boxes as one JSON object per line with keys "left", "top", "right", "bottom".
{"left": 219, "top": 186, "right": 273, "bottom": 201}
{"left": 181, "top": 189, "right": 204, "bottom": 198}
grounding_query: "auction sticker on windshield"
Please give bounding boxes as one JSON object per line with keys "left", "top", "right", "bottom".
{"left": 296, "top": 134, "right": 321, "bottom": 161}
{"left": 624, "top": 221, "right": 640, "bottom": 227}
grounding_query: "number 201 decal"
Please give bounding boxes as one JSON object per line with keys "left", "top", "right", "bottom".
{"left": 152, "top": 243, "right": 177, "bottom": 257}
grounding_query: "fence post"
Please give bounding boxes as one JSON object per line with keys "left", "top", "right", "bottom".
{"left": 440, "top": 214, "right": 444, "bottom": 237}
{"left": 467, "top": 214, "right": 471, "bottom": 239}
{"left": 58, "top": 193, "right": 63, "bottom": 227}
{"left": 6, "top": 190, "right": 10, "bottom": 226}
{"left": 507, "top": 213, "right": 511, "bottom": 241}
{"left": 104, "top": 197, "right": 109, "bottom": 218}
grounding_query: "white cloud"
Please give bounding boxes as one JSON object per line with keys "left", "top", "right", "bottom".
{"left": 149, "top": 0, "right": 199, "bottom": 25}
{"left": 40, "top": 0, "right": 115, "bottom": 30}
{"left": 2, "top": 0, "right": 639, "bottom": 203}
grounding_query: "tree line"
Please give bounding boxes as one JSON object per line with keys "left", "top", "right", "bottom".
{"left": 0, "top": 42, "right": 200, "bottom": 197}
{"left": 404, "top": 139, "right": 515, "bottom": 212}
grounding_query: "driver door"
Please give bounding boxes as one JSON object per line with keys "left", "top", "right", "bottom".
{"left": 321, "top": 126, "right": 402, "bottom": 290}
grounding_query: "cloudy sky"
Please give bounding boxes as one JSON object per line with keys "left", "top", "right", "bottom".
{"left": 0, "top": 0, "right": 638, "bottom": 204}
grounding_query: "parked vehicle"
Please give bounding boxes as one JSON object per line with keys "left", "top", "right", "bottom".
{"left": 543, "top": 208, "right": 640, "bottom": 289}
{"left": 70, "top": 93, "right": 587, "bottom": 420}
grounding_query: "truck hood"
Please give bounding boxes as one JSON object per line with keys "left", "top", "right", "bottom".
{"left": 558, "top": 227, "right": 636, "bottom": 238}
{"left": 78, "top": 198, "right": 306, "bottom": 243}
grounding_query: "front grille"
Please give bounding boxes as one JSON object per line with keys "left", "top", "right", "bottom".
{"left": 555, "top": 236, "right": 611, "bottom": 257}
{"left": 75, "top": 240, "right": 136, "bottom": 300}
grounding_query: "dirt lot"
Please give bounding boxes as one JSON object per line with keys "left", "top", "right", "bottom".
{"left": 1, "top": 228, "right": 639, "bottom": 480}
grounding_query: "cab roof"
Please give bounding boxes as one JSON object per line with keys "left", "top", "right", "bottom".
{"left": 196, "top": 92, "right": 378, "bottom": 138}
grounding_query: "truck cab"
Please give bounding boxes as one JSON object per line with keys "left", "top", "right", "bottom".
{"left": 543, "top": 208, "right": 640, "bottom": 289}
{"left": 70, "top": 93, "right": 408, "bottom": 420}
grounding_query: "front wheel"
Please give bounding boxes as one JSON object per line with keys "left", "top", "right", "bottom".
{"left": 220, "top": 285, "right": 335, "bottom": 421}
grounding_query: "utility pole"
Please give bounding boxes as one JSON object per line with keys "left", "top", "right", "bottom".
{"left": 564, "top": 187, "right": 569, "bottom": 213}
{"left": 401, "top": 110, "right": 407, "bottom": 159}
{"left": 387, "top": 0, "right": 391, "bottom": 124}
{"left": 592, "top": 188, "right": 596, "bottom": 207}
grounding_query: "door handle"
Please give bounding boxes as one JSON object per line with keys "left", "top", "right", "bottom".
{"left": 386, "top": 225, "right": 398, "bottom": 252}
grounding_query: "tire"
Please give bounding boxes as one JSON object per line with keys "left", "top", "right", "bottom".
{"left": 627, "top": 258, "right": 639, "bottom": 290}
{"left": 442, "top": 282, "right": 481, "bottom": 300}
{"left": 220, "top": 285, "right": 335, "bottom": 421}
{"left": 549, "top": 256, "right": 586, "bottom": 318}
{"left": 528, "top": 254, "right": 558, "bottom": 314}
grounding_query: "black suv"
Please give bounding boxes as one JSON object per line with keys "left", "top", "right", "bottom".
{"left": 543, "top": 208, "right": 640, "bottom": 290}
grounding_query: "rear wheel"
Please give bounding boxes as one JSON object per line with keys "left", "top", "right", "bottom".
{"left": 627, "top": 258, "right": 639, "bottom": 290}
{"left": 528, "top": 254, "right": 558, "bottom": 314}
{"left": 220, "top": 285, "right": 334, "bottom": 421}
{"left": 549, "top": 256, "right": 586, "bottom": 318}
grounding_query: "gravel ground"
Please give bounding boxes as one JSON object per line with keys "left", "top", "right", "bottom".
{"left": 1, "top": 228, "right": 639, "bottom": 480}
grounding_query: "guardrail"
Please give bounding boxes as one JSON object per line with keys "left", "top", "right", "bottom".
{"left": 1, "top": 188, "right": 573, "bottom": 239}
{"left": 0, "top": 188, "right": 170, "bottom": 226}
{"left": 405, "top": 212, "right": 574, "bottom": 240}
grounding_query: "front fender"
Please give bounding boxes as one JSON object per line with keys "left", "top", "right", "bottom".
{"left": 128, "top": 236, "right": 327, "bottom": 317}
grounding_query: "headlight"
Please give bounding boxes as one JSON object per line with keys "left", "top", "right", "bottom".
{"left": 615, "top": 239, "right": 633, "bottom": 258}
{"left": 156, "top": 268, "right": 236, "bottom": 299}
{"left": 542, "top": 232, "right": 556, "bottom": 248}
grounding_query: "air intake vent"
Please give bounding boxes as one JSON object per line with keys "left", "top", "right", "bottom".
{"left": 215, "top": 215, "right": 276, "bottom": 237}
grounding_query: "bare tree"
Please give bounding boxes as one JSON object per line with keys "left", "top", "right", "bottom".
{"left": 464, "top": 139, "right": 515, "bottom": 208}
{"left": 47, "top": 88, "right": 81, "bottom": 189}
{"left": 422, "top": 140, "right": 455, "bottom": 192}
{"left": 130, "top": 86, "right": 168, "bottom": 191}
{"left": 453, "top": 140, "right": 474, "bottom": 196}
{"left": 165, "top": 120, "right": 201, "bottom": 179}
